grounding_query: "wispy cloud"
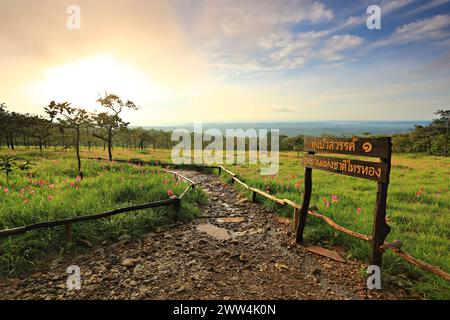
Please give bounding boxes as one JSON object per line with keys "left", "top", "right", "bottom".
{"left": 373, "top": 14, "right": 450, "bottom": 47}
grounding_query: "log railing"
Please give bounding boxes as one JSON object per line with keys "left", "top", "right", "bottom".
{"left": 217, "top": 165, "right": 450, "bottom": 282}
{"left": 0, "top": 159, "right": 198, "bottom": 240}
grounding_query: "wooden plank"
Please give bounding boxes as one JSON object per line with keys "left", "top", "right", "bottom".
{"left": 296, "top": 151, "right": 314, "bottom": 244}
{"left": 370, "top": 138, "right": 392, "bottom": 267}
{"left": 302, "top": 154, "right": 389, "bottom": 183}
{"left": 249, "top": 187, "right": 285, "bottom": 205}
{"left": 304, "top": 137, "right": 390, "bottom": 158}
{"left": 0, "top": 198, "right": 178, "bottom": 238}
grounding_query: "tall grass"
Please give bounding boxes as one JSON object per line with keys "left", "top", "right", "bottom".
{"left": 0, "top": 150, "right": 205, "bottom": 275}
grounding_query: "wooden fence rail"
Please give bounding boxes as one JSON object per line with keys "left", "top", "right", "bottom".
{"left": 1, "top": 157, "right": 448, "bottom": 282}
{"left": 0, "top": 198, "right": 179, "bottom": 238}
{"left": 216, "top": 165, "right": 450, "bottom": 282}
{"left": 0, "top": 158, "right": 199, "bottom": 239}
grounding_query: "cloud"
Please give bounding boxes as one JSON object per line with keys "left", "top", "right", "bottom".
{"left": 268, "top": 105, "right": 296, "bottom": 113}
{"left": 404, "top": 0, "right": 449, "bottom": 17}
{"left": 190, "top": 0, "right": 337, "bottom": 70}
{"left": 374, "top": 14, "right": 450, "bottom": 47}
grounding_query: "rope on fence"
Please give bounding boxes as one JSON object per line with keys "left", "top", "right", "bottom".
{"left": 0, "top": 198, "right": 178, "bottom": 238}
{"left": 0, "top": 158, "right": 200, "bottom": 239}
{"left": 217, "top": 165, "right": 450, "bottom": 282}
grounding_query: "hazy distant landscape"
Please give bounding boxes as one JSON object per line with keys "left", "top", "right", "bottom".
{"left": 143, "top": 121, "right": 430, "bottom": 136}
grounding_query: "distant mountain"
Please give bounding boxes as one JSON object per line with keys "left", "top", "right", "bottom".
{"left": 138, "top": 121, "right": 429, "bottom": 136}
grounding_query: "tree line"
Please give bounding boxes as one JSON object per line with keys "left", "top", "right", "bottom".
{"left": 0, "top": 95, "right": 174, "bottom": 154}
{"left": 1, "top": 98, "right": 448, "bottom": 166}
{"left": 392, "top": 110, "right": 449, "bottom": 156}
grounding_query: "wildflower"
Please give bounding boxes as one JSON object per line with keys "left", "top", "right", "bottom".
{"left": 48, "top": 195, "right": 54, "bottom": 202}
{"left": 331, "top": 195, "right": 339, "bottom": 203}
{"left": 23, "top": 199, "right": 29, "bottom": 204}
{"left": 20, "top": 188, "right": 25, "bottom": 194}
{"left": 167, "top": 189, "right": 174, "bottom": 197}
{"left": 326, "top": 201, "right": 330, "bottom": 208}
{"left": 39, "top": 179, "right": 45, "bottom": 186}
{"left": 70, "top": 182, "right": 75, "bottom": 187}
{"left": 75, "top": 176, "right": 81, "bottom": 182}
{"left": 322, "top": 197, "right": 327, "bottom": 203}
{"left": 163, "top": 180, "right": 169, "bottom": 184}
{"left": 356, "top": 208, "right": 361, "bottom": 215}
{"left": 49, "top": 184, "right": 55, "bottom": 189}
{"left": 3, "top": 188, "right": 9, "bottom": 194}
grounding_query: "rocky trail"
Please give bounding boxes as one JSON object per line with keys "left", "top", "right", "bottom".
{"left": 0, "top": 170, "right": 413, "bottom": 300}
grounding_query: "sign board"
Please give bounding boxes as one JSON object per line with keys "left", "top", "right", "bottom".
{"left": 303, "top": 137, "right": 390, "bottom": 158}
{"left": 296, "top": 136, "right": 393, "bottom": 268}
{"left": 303, "top": 154, "right": 388, "bottom": 183}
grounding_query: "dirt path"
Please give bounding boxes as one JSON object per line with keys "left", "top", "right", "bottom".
{"left": 0, "top": 170, "right": 412, "bottom": 300}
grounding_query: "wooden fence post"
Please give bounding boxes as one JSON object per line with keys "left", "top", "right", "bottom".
{"left": 370, "top": 138, "right": 392, "bottom": 267}
{"left": 173, "top": 197, "right": 181, "bottom": 221}
{"left": 65, "top": 223, "right": 73, "bottom": 242}
{"left": 293, "top": 207, "right": 299, "bottom": 232}
{"left": 296, "top": 151, "right": 314, "bottom": 244}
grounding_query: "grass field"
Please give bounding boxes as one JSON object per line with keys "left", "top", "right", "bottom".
{"left": 0, "top": 148, "right": 205, "bottom": 276}
{"left": 0, "top": 147, "right": 449, "bottom": 299}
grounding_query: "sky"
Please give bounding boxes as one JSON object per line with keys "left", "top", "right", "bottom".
{"left": 1, "top": 0, "right": 450, "bottom": 125}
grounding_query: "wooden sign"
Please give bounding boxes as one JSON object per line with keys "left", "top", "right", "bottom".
{"left": 296, "top": 136, "right": 392, "bottom": 269}
{"left": 304, "top": 137, "right": 390, "bottom": 158}
{"left": 303, "top": 154, "right": 388, "bottom": 183}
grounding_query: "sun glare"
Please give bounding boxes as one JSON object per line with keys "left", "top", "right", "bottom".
{"left": 26, "top": 55, "right": 167, "bottom": 110}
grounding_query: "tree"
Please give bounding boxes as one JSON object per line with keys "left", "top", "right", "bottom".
{"left": 432, "top": 109, "right": 450, "bottom": 156}
{"left": 45, "top": 101, "right": 92, "bottom": 178}
{"left": 411, "top": 125, "right": 435, "bottom": 155}
{"left": 93, "top": 93, "right": 139, "bottom": 161}
{"left": 0, "top": 155, "right": 33, "bottom": 184}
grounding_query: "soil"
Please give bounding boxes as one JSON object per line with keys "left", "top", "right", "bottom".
{"left": 0, "top": 170, "right": 416, "bottom": 300}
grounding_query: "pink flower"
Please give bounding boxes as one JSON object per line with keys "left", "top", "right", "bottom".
{"left": 331, "top": 195, "right": 339, "bottom": 203}
{"left": 3, "top": 188, "right": 9, "bottom": 194}
{"left": 416, "top": 191, "right": 421, "bottom": 197}
{"left": 20, "top": 188, "right": 25, "bottom": 194}
{"left": 48, "top": 195, "right": 54, "bottom": 202}
{"left": 326, "top": 201, "right": 330, "bottom": 208}
{"left": 167, "top": 189, "right": 174, "bottom": 197}
{"left": 70, "top": 182, "right": 75, "bottom": 187}
{"left": 356, "top": 208, "right": 361, "bottom": 215}
{"left": 39, "top": 179, "right": 45, "bottom": 186}
{"left": 163, "top": 180, "right": 169, "bottom": 184}
{"left": 49, "top": 184, "right": 55, "bottom": 189}
{"left": 75, "top": 176, "right": 81, "bottom": 182}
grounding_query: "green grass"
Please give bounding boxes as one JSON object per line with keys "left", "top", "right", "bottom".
{"left": 1, "top": 147, "right": 448, "bottom": 299}
{"left": 0, "top": 148, "right": 205, "bottom": 276}
{"left": 222, "top": 152, "right": 450, "bottom": 299}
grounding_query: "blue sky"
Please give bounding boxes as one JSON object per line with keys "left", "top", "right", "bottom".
{"left": 1, "top": 0, "right": 450, "bottom": 124}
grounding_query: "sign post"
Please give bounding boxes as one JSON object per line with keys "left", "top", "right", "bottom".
{"left": 296, "top": 136, "right": 392, "bottom": 267}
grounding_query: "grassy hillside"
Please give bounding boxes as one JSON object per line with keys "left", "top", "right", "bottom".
{"left": 0, "top": 149, "right": 205, "bottom": 275}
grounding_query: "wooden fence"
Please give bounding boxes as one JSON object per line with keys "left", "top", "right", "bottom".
{"left": 0, "top": 157, "right": 448, "bottom": 282}
{"left": 0, "top": 164, "right": 197, "bottom": 240}
{"left": 218, "top": 164, "right": 450, "bottom": 282}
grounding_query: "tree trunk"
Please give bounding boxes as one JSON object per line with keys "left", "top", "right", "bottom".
{"left": 76, "top": 127, "right": 82, "bottom": 178}
{"left": 107, "top": 127, "right": 113, "bottom": 161}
